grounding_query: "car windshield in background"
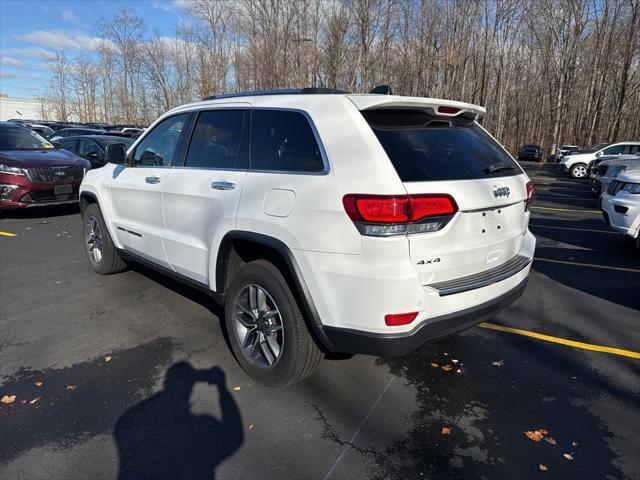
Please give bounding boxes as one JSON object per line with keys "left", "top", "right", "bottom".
{"left": 362, "top": 109, "right": 522, "bottom": 181}
{"left": 0, "top": 126, "right": 54, "bottom": 150}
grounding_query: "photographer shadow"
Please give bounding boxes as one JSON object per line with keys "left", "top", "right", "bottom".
{"left": 115, "top": 362, "right": 243, "bottom": 480}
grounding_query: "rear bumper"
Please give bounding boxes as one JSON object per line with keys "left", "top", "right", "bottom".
{"left": 318, "top": 278, "right": 528, "bottom": 356}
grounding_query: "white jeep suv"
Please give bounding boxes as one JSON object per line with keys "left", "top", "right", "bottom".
{"left": 79, "top": 89, "right": 536, "bottom": 386}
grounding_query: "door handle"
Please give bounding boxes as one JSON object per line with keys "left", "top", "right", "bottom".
{"left": 145, "top": 176, "right": 161, "bottom": 184}
{"left": 211, "top": 181, "right": 236, "bottom": 190}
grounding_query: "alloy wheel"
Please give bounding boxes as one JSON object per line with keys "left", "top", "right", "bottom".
{"left": 85, "top": 216, "right": 103, "bottom": 264}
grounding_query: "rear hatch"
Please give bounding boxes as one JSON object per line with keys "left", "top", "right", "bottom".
{"left": 358, "top": 105, "right": 530, "bottom": 286}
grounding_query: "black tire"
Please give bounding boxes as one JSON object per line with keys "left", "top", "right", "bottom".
{"left": 571, "top": 163, "right": 588, "bottom": 178}
{"left": 224, "top": 259, "right": 322, "bottom": 387}
{"left": 82, "top": 203, "right": 127, "bottom": 275}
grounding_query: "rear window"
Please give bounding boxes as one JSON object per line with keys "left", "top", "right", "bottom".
{"left": 362, "top": 109, "right": 521, "bottom": 181}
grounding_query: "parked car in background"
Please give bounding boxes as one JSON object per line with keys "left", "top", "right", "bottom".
{"left": 560, "top": 142, "right": 640, "bottom": 178}
{"left": 50, "top": 127, "right": 110, "bottom": 142}
{"left": 555, "top": 144, "right": 579, "bottom": 162}
{"left": 58, "top": 135, "right": 133, "bottom": 168}
{"left": 121, "top": 127, "right": 144, "bottom": 137}
{"left": 590, "top": 156, "right": 640, "bottom": 195}
{"left": 601, "top": 170, "right": 640, "bottom": 248}
{"left": 518, "top": 144, "right": 543, "bottom": 161}
{"left": 0, "top": 121, "right": 90, "bottom": 209}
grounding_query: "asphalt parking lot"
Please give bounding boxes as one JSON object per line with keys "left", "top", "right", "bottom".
{"left": 1, "top": 163, "right": 638, "bottom": 480}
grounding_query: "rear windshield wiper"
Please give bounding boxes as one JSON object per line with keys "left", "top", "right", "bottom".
{"left": 485, "top": 162, "right": 515, "bottom": 174}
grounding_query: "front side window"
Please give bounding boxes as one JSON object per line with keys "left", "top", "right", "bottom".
{"left": 79, "top": 139, "right": 101, "bottom": 157}
{"left": 132, "top": 113, "right": 189, "bottom": 167}
{"left": 184, "top": 110, "right": 246, "bottom": 169}
{"left": 250, "top": 110, "right": 325, "bottom": 173}
{"left": 58, "top": 138, "right": 78, "bottom": 152}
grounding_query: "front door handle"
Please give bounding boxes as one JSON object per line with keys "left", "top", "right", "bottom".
{"left": 145, "top": 176, "right": 161, "bottom": 184}
{"left": 211, "top": 181, "right": 236, "bottom": 190}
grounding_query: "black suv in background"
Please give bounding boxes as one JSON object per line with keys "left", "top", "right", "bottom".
{"left": 518, "top": 144, "right": 543, "bottom": 161}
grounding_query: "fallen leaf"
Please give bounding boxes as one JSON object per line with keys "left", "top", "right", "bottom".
{"left": 571, "top": 441, "right": 578, "bottom": 447}
{"left": 544, "top": 437, "right": 557, "bottom": 445}
{"left": 233, "top": 386, "right": 241, "bottom": 391}
{"left": 443, "top": 352, "right": 448, "bottom": 356}
{"left": 104, "top": 356, "right": 112, "bottom": 362}
{"left": 456, "top": 369, "right": 462, "bottom": 373}
{"left": 538, "top": 429, "right": 548, "bottom": 435}
{"left": 441, "top": 365, "right": 453, "bottom": 372}
{"left": 441, "top": 427, "right": 451, "bottom": 435}
{"left": 1, "top": 395, "right": 16, "bottom": 404}
{"left": 66, "top": 384, "right": 77, "bottom": 391}
{"left": 34, "top": 381, "right": 43, "bottom": 387}
{"left": 492, "top": 360, "right": 505, "bottom": 367}
{"left": 248, "top": 424, "right": 254, "bottom": 430}
{"left": 539, "top": 464, "right": 548, "bottom": 471}
{"left": 29, "top": 396, "right": 41, "bottom": 405}
{"left": 430, "top": 362, "right": 439, "bottom": 368}
{"left": 563, "top": 453, "right": 573, "bottom": 461}
{"left": 451, "top": 359, "right": 459, "bottom": 364}
{"left": 524, "top": 430, "right": 544, "bottom": 442}
{"left": 20, "top": 400, "right": 27, "bottom": 404}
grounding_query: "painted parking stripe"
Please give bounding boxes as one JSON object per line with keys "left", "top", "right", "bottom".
{"left": 0, "top": 231, "right": 17, "bottom": 237}
{"left": 534, "top": 257, "right": 640, "bottom": 273}
{"left": 531, "top": 205, "right": 601, "bottom": 214}
{"left": 529, "top": 224, "right": 618, "bottom": 234}
{"left": 479, "top": 322, "right": 640, "bottom": 359}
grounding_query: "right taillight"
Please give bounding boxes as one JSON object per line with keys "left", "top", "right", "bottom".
{"left": 343, "top": 194, "right": 457, "bottom": 236}
{"left": 525, "top": 181, "right": 535, "bottom": 211}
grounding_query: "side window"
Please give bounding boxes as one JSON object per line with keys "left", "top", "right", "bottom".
{"left": 132, "top": 113, "right": 189, "bottom": 167}
{"left": 603, "top": 145, "right": 625, "bottom": 155}
{"left": 250, "top": 110, "right": 325, "bottom": 173}
{"left": 184, "top": 110, "right": 246, "bottom": 169}
{"left": 629, "top": 144, "right": 640, "bottom": 155}
{"left": 59, "top": 139, "right": 77, "bottom": 152}
{"left": 79, "top": 139, "right": 100, "bottom": 156}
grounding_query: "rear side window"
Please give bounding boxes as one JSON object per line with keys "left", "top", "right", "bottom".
{"left": 250, "top": 110, "right": 325, "bottom": 173}
{"left": 362, "top": 110, "right": 522, "bottom": 181}
{"left": 185, "top": 110, "right": 246, "bottom": 169}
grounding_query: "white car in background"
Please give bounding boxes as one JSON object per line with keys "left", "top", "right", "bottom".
{"left": 590, "top": 156, "right": 640, "bottom": 195}
{"left": 601, "top": 170, "right": 640, "bottom": 248}
{"left": 560, "top": 142, "right": 640, "bottom": 178}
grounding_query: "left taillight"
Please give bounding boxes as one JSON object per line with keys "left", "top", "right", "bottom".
{"left": 343, "top": 194, "right": 457, "bottom": 236}
{"left": 525, "top": 181, "right": 535, "bottom": 211}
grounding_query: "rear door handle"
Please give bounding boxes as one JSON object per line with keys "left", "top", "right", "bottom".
{"left": 145, "top": 176, "right": 161, "bottom": 184}
{"left": 211, "top": 181, "right": 236, "bottom": 190}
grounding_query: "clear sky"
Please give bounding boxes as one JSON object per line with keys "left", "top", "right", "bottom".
{"left": 0, "top": 0, "right": 190, "bottom": 99}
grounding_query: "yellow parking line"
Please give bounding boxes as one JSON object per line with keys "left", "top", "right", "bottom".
{"left": 529, "top": 224, "right": 617, "bottom": 234}
{"left": 531, "top": 206, "right": 601, "bottom": 214}
{"left": 479, "top": 322, "right": 640, "bottom": 359}
{"left": 0, "top": 231, "right": 17, "bottom": 237}
{"left": 535, "top": 257, "right": 640, "bottom": 273}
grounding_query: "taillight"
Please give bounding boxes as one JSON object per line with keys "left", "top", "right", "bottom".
{"left": 384, "top": 311, "right": 419, "bottom": 326}
{"left": 343, "top": 194, "right": 457, "bottom": 236}
{"left": 525, "top": 181, "right": 535, "bottom": 211}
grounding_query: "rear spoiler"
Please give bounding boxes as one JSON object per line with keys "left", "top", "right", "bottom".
{"left": 346, "top": 95, "right": 486, "bottom": 121}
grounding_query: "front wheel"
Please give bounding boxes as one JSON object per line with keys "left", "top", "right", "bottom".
{"left": 224, "top": 259, "right": 322, "bottom": 387}
{"left": 571, "top": 163, "right": 588, "bottom": 178}
{"left": 82, "top": 203, "right": 127, "bottom": 275}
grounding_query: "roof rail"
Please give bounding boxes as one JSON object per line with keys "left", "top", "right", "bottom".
{"left": 204, "top": 87, "right": 349, "bottom": 101}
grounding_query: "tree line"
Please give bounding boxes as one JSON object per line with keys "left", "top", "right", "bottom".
{"left": 43, "top": 0, "right": 640, "bottom": 155}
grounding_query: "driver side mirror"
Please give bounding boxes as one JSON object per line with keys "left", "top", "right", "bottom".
{"left": 596, "top": 151, "right": 602, "bottom": 158}
{"left": 105, "top": 143, "right": 127, "bottom": 164}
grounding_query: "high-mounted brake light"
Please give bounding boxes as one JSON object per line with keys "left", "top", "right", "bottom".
{"left": 384, "top": 311, "right": 419, "bottom": 326}
{"left": 343, "top": 194, "right": 458, "bottom": 236}
{"left": 437, "top": 105, "right": 461, "bottom": 115}
{"left": 525, "top": 181, "right": 535, "bottom": 211}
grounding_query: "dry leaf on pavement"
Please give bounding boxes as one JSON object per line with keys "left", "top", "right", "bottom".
{"left": 441, "top": 365, "right": 453, "bottom": 372}
{"left": 66, "top": 385, "right": 77, "bottom": 391}
{"left": 538, "top": 429, "right": 548, "bottom": 435}
{"left": 492, "top": 360, "right": 505, "bottom": 367}
{"left": 539, "top": 464, "right": 548, "bottom": 471}
{"left": 544, "top": 437, "right": 557, "bottom": 445}
{"left": 572, "top": 441, "right": 578, "bottom": 447}
{"left": 233, "top": 386, "right": 241, "bottom": 391}
{"left": 34, "top": 381, "right": 43, "bottom": 387}
{"left": 430, "top": 362, "right": 439, "bottom": 368}
{"left": 441, "top": 427, "right": 452, "bottom": 435}
{"left": 524, "top": 430, "right": 544, "bottom": 442}
{"left": 563, "top": 453, "right": 573, "bottom": 461}
{"left": 1, "top": 395, "right": 16, "bottom": 404}
{"left": 104, "top": 356, "right": 112, "bottom": 362}
{"left": 29, "top": 396, "right": 41, "bottom": 405}
{"left": 248, "top": 424, "right": 254, "bottom": 430}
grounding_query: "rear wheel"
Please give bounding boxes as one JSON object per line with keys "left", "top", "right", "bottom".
{"left": 571, "top": 163, "right": 588, "bottom": 178}
{"left": 82, "top": 203, "right": 127, "bottom": 275}
{"left": 224, "top": 259, "right": 322, "bottom": 387}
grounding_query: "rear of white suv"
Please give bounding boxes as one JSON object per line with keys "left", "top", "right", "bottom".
{"left": 79, "top": 90, "right": 535, "bottom": 386}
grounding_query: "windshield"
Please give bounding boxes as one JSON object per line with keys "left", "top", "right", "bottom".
{"left": 362, "top": 109, "right": 522, "bottom": 181}
{"left": 0, "top": 126, "right": 54, "bottom": 150}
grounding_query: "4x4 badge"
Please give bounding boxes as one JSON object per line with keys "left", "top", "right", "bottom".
{"left": 493, "top": 186, "right": 510, "bottom": 198}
